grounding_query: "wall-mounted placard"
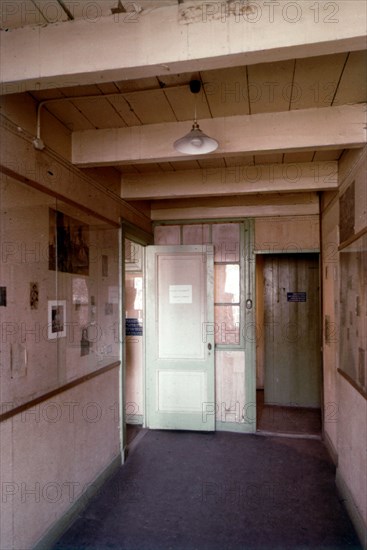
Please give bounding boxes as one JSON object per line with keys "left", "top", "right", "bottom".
{"left": 169, "top": 285, "right": 192, "bottom": 304}
{"left": 287, "top": 292, "right": 307, "bottom": 303}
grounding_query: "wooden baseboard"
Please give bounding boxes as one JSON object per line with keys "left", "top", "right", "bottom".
{"left": 126, "top": 414, "right": 144, "bottom": 425}
{"left": 33, "top": 454, "right": 122, "bottom": 550}
{"left": 216, "top": 421, "right": 255, "bottom": 434}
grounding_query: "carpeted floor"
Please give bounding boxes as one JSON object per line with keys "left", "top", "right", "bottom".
{"left": 53, "top": 430, "right": 361, "bottom": 550}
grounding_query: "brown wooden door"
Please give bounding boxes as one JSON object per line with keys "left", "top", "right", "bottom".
{"left": 263, "top": 254, "right": 321, "bottom": 407}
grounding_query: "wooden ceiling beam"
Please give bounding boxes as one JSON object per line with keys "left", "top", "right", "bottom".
{"left": 120, "top": 161, "right": 338, "bottom": 200}
{"left": 1, "top": 1, "right": 366, "bottom": 94}
{"left": 72, "top": 104, "right": 367, "bottom": 167}
{"left": 150, "top": 192, "right": 320, "bottom": 220}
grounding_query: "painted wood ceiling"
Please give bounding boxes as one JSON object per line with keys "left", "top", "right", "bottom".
{"left": 27, "top": 50, "right": 366, "bottom": 174}
{"left": 1, "top": 1, "right": 366, "bottom": 180}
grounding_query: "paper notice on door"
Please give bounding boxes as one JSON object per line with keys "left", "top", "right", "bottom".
{"left": 169, "top": 285, "right": 192, "bottom": 304}
{"left": 108, "top": 286, "right": 119, "bottom": 304}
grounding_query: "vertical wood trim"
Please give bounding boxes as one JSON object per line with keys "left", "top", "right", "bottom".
{"left": 244, "top": 219, "right": 257, "bottom": 432}
{"left": 120, "top": 225, "right": 127, "bottom": 462}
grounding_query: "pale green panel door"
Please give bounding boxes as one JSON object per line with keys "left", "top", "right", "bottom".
{"left": 146, "top": 245, "right": 215, "bottom": 431}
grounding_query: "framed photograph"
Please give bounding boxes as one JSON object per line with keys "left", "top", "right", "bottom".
{"left": 0, "top": 287, "right": 6, "bottom": 307}
{"left": 49, "top": 209, "right": 89, "bottom": 275}
{"left": 30, "top": 282, "right": 39, "bottom": 310}
{"left": 48, "top": 300, "right": 66, "bottom": 339}
{"left": 125, "top": 239, "right": 142, "bottom": 272}
{"left": 102, "top": 255, "right": 108, "bottom": 277}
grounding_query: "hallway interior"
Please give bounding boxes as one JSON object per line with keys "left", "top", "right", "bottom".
{"left": 53, "top": 430, "right": 361, "bottom": 550}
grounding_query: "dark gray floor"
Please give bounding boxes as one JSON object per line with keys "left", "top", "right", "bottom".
{"left": 256, "top": 391, "right": 322, "bottom": 436}
{"left": 53, "top": 430, "right": 362, "bottom": 550}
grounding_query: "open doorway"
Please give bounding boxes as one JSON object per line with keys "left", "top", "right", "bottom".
{"left": 256, "top": 253, "right": 322, "bottom": 436}
{"left": 124, "top": 239, "right": 145, "bottom": 445}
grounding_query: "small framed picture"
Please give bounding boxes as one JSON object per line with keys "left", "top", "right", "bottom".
{"left": 0, "top": 287, "right": 6, "bottom": 307}
{"left": 125, "top": 240, "right": 142, "bottom": 272}
{"left": 48, "top": 300, "right": 66, "bottom": 339}
{"left": 102, "top": 255, "right": 108, "bottom": 277}
{"left": 30, "top": 282, "right": 39, "bottom": 310}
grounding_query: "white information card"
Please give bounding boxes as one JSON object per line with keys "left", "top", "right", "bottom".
{"left": 169, "top": 285, "right": 192, "bottom": 304}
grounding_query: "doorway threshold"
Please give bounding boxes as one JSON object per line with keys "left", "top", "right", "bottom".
{"left": 256, "top": 429, "right": 322, "bottom": 441}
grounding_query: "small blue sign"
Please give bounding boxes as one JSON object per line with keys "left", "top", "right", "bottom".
{"left": 287, "top": 292, "right": 307, "bottom": 303}
{"left": 126, "top": 318, "right": 143, "bottom": 336}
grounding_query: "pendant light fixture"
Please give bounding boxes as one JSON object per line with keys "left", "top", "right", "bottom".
{"left": 173, "top": 80, "right": 219, "bottom": 155}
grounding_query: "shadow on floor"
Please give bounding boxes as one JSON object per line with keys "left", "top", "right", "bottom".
{"left": 53, "top": 430, "right": 361, "bottom": 550}
{"left": 126, "top": 423, "right": 143, "bottom": 445}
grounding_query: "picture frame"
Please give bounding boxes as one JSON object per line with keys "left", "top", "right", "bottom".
{"left": 49, "top": 209, "right": 89, "bottom": 275}
{"left": 48, "top": 300, "right": 66, "bottom": 339}
{"left": 102, "top": 254, "right": 109, "bottom": 277}
{"left": 125, "top": 239, "right": 142, "bottom": 272}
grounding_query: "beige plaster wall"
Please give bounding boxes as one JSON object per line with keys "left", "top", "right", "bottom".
{"left": 321, "top": 146, "right": 367, "bottom": 544}
{"left": 0, "top": 178, "right": 122, "bottom": 549}
{"left": 0, "top": 178, "right": 120, "bottom": 407}
{"left": 254, "top": 215, "right": 320, "bottom": 252}
{"left": 0, "top": 369, "right": 120, "bottom": 550}
{"left": 321, "top": 198, "right": 339, "bottom": 453}
{"left": 337, "top": 375, "right": 367, "bottom": 536}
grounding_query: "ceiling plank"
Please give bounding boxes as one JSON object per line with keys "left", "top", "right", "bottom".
{"left": 225, "top": 156, "right": 254, "bottom": 167}
{"left": 247, "top": 60, "right": 295, "bottom": 114}
{"left": 32, "top": 0, "right": 69, "bottom": 23}
{"left": 46, "top": 100, "right": 95, "bottom": 131}
{"left": 202, "top": 67, "right": 250, "bottom": 117}
{"left": 71, "top": 96, "right": 127, "bottom": 129}
{"left": 62, "top": 0, "right": 117, "bottom": 20}
{"left": 197, "top": 158, "right": 226, "bottom": 170}
{"left": 163, "top": 87, "right": 211, "bottom": 121}
{"left": 107, "top": 95, "right": 141, "bottom": 126}
{"left": 158, "top": 162, "right": 175, "bottom": 172}
{"left": 333, "top": 50, "right": 367, "bottom": 105}
{"left": 122, "top": 89, "right": 176, "bottom": 124}
{"left": 290, "top": 53, "right": 348, "bottom": 110}
{"left": 170, "top": 160, "right": 201, "bottom": 171}
{"left": 255, "top": 153, "right": 283, "bottom": 165}
{"left": 120, "top": 162, "right": 338, "bottom": 200}
{"left": 283, "top": 151, "right": 315, "bottom": 164}
{"left": 313, "top": 150, "right": 343, "bottom": 161}
{"left": 97, "top": 82, "right": 120, "bottom": 94}
{"left": 72, "top": 104, "right": 367, "bottom": 166}
{"left": 1, "top": 1, "right": 366, "bottom": 94}
{"left": 133, "top": 163, "right": 163, "bottom": 173}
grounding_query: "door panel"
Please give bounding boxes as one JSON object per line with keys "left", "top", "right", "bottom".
{"left": 264, "top": 254, "right": 321, "bottom": 408}
{"left": 146, "top": 245, "right": 215, "bottom": 431}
